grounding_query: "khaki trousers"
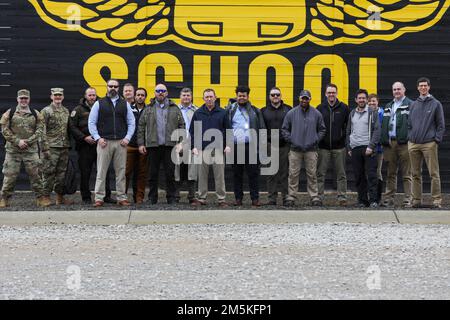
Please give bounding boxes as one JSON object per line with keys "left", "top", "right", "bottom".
{"left": 408, "top": 141, "right": 441, "bottom": 205}
{"left": 197, "top": 150, "right": 226, "bottom": 202}
{"left": 95, "top": 140, "right": 128, "bottom": 202}
{"left": 383, "top": 141, "right": 412, "bottom": 203}
{"left": 287, "top": 150, "right": 319, "bottom": 201}
{"left": 317, "top": 148, "right": 347, "bottom": 200}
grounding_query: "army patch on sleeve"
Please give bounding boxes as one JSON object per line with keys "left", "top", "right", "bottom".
{"left": 71, "top": 110, "right": 77, "bottom": 117}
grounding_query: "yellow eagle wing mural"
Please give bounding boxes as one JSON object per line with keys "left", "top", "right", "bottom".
{"left": 29, "top": 0, "right": 450, "bottom": 51}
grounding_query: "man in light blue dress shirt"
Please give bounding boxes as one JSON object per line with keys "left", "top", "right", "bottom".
{"left": 88, "top": 79, "right": 136, "bottom": 207}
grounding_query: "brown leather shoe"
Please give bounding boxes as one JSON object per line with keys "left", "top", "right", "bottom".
{"left": 234, "top": 199, "right": 243, "bottom": 206}
{"left": 93, "top": 200, "right": 104, "bottom": 207}
{"left": 56, "top": 194, "right": 74, "bottom": 205}
{"left": 251, "top": 200, "right": 261, "bottom": 207}
{"left": 190, "top": 199, "right": 201, "bottom": 206}
{"left": 117, "top": 200, "right": 131, "bottom": 206}
{"left": 218, "top": 201, "right": 229, "bottom": 208}
{"left": 38, "top": 196, "right": 52, "bottom": 207}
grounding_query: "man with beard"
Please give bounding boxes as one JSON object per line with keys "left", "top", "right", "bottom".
{"left": 88, "top": 79, "right": 136, "bottom": 207}
{"left": 261, "top": 87, "right": 292, "bottom": 206}
{"left": 226, "top": 85, "right": 266, "bottom": 207}
{"left": 346, "top": 89, "right": 380, "bottom": 208}
{"left": 137, "top": 84, "right": 185, "bottom": 205}
{"left": 69, "top": 87, "right": 114, "bottom": 204}
{"left": 282, "top": 90, "right": 326, "bottom": 207}
{"left": 125, "top": 87, "right": 149, "bottom": 204}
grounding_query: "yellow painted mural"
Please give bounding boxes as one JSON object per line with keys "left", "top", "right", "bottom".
{"left": 29, "top": 0, "right": 450, "bottom": 51}
{"left": 26, "top": 0, "right": 450, "bottom": 107}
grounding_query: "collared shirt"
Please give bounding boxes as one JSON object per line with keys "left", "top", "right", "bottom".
{"left": 350, "top": 105, "right": 370, "bottom": 149}
{"left": 389, "top": 96, "right": 405, "bottom": 138}
{"left": 232, "top": 105, "right": 250, "bottom": 144}
{"left": 88, "top": 95, "right": 135, "bottom": 141}
{"left": 156, "top": 101, "right": 168, "bottom": 145}
{"left": 179, "top": 104, "right": 195, "bottom": 134}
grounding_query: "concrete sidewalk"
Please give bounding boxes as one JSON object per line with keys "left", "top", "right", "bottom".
{"left": 0, "top": 209, "right": 449, "bottom": 225}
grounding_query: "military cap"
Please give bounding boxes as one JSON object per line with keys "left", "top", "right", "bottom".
{"left": 51, "top": 88, "right": 64, "bottom": 95}
{"left": 17, "top": 89, "right": 30, "bottom": 98}
{"left": 299, "top": 90, "right": 311, "bottom": 99}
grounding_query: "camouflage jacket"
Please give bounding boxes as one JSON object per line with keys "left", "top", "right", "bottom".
{"left": 0, "top": 105, "right": 46, "bottom": 153}
{"left": 41, "top": 103, "right": 71, "bottom": 148}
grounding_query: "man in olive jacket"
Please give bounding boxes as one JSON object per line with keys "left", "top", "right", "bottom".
{"left": 137, "top": 84, "right": 185, "bottom": 204}
{"left": 380, "top": 82, "right": 413, "bottom": 207}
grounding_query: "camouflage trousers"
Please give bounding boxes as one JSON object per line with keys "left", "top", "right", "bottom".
{"left": 43, "top": 147, "right": 69, "bottom": 195}
{"left": 1, "top": 151, "right": 45, "bottom": 198}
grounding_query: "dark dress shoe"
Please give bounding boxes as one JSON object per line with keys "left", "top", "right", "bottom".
{"left": 234, "top": 199, "right": 243, "bottom": 206}
{"left": 251, "top": 200, "right": 261, "bottom": 207}
{"left": 104, "top": 197, "right": 116, "bottom": 204}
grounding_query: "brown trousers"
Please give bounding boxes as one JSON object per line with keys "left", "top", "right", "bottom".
{"left": 383, "top": 141, "right": 412, "bottom": 203}
{"left": 125, "top": 146, "right": 148, "bottom": 202}
{"left": 408, "top": 141, "right": 441, "bottom": 205}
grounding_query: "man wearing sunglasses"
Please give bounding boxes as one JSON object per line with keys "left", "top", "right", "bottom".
{"left": 0, "top": 89, "right": 51, "bottom": 208}
{"left": 137, "top": 84, "right": 185, "bottom": 205}
{"left": 261, "top": 87, "right": 292, "bottom": 206}
{"left": 282, "top": 90, "right": 326, "bottom": 207}
{"left": 88, "top": 79, "right": 136, "bottom": 207}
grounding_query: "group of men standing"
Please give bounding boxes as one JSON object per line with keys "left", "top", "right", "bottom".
{"left": 0, "top": 77, "right": 445, "bottom": 208}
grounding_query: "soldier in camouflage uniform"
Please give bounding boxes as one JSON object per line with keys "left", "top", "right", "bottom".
{"left": 41, "top": 88, "right": 74, "bottom": 205}
{"left": 0, "top": 89, "right": 51, "bottom": 208}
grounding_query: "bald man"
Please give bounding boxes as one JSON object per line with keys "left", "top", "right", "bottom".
{"left": 380, "top": 82, "right": 413, "bottom": 207}
{"left": 137, "top": 84, "right": 185, "bottom": 204}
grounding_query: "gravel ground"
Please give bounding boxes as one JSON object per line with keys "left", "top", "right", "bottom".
{"left": 0, "top": 191, "right": 447, "bottom": 210}
{"left": 0, "top": 223, "right": 449, "bottom": 300}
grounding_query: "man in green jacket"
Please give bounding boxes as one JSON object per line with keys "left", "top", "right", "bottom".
{"left": 137, "top": 84, "right": 185, "bottom": 204}
{"left": 380, "top": 82, "right": 413, "bottom": 207}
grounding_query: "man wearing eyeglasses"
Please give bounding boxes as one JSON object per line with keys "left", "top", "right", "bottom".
{"left": 282, "top": 90, "right": 326, "bottom": 207}
{"left": 88, "top": 79, "right": 136, "bottom": 207}
{"left": 316, "top": 83, "right": 350, "bottom": 206}
{"left": 137, "top": 84, "right": 185, "bottom": 205}
{"left": 261, "top": 87, "right": 292, "bottom": 206}
{"left": 0, "top": 89, "right": 51, "bottom": 208}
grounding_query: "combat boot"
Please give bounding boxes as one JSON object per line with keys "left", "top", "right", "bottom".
{"left": 0, "top": 198, "right": 9, "bottom": 208}
{"left": 56, "top": 194, "right": 74, "bottom": 205}
{"left": 36, "top": 196, "right": 51, "bottom": 207}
